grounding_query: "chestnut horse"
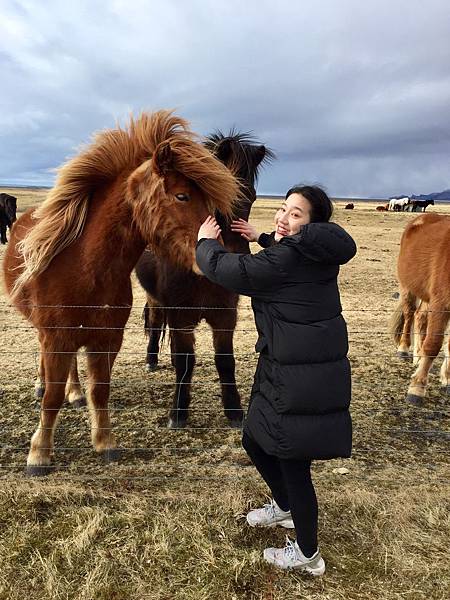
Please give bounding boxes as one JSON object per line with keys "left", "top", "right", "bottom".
{"left": 3, "top": 111, "right": 239, "bottom": 474}
{"left": 392, "top": 213, "right": 450, "bottom": 404}
{"left": 135, "top": 131, "right": 273, "bottom": 428}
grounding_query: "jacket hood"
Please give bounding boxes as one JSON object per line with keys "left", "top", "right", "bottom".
{"left": 280, "top": 222, "right": 357, "bottom": 265}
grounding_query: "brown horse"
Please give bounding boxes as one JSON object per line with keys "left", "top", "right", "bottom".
{"left": 392, "top": 213, "right": 450, "bottom": 404}
{"left": 3, "top": 110, "right": 239, "bottom": 475}
{"left": 135, "top": 131, "right": 273, "bottom": 428}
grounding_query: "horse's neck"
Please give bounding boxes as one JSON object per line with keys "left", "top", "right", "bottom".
{"left": 221, "top": 229, "right": 250, "bottom": 254}
{"left": 83, "top": 184, "right": 146, "bottom": 277}
{"left": 217, "top": 204, "right": 252, "bottom": 254}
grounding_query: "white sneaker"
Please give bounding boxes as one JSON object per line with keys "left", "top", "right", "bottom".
{"left": 263, "top": 536, "right": 326, "bottom": 575}
{"left": 246, "top": 500, "right": 295, "bottom": 529}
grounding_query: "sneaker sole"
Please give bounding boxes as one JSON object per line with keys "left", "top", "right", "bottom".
{"left": 263, "top": 553, "right": 326, "bottom": 576}
{"left": 246, "top": 516, "right": 295, "bottom": 529}
{"left": 292, "top": 563, "right": 326, "bottom": 576}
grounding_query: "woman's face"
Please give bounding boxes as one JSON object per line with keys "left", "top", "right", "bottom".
{"left": 274, "top": 193, "right": 312, "bottom": 239}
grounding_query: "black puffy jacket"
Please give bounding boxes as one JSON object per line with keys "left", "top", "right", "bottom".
{"left": 196, "top": 222, "right": 357, "bottom": 460}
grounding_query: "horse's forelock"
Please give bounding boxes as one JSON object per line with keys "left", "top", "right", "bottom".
{"left": 168, "top": 138, "right": 239, "bottom": 217}
{"left": 131, "top": 175, "right": 200, "bottom": 270}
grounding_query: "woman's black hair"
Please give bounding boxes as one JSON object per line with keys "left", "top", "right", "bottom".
{"left": 285, "top": 185, "right": 333, "bottom": 223}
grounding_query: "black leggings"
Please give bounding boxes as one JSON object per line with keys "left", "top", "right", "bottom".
{"left": 242, "top": 431, "right": 318, "bottom": 558}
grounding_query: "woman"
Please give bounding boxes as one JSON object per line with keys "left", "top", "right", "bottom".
{"left": 196, "top": 185, "right": 356, "bottom": 575}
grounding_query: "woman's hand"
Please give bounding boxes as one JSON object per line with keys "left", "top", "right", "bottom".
{"left": 198, "top": 215, "right": 222, "bottom": 241}
{"left": 230, "top": 218, "right": 260, "bottom": 242}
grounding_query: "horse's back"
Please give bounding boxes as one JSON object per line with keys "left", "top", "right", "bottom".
{"left": 398, "top": 213, "right": 450, "bottom": 300}
{"left": 402, "top": 213, "right": 450, "bottom": 245}
{"left": 3, "top": 204, "right": 134, "bottom": 331}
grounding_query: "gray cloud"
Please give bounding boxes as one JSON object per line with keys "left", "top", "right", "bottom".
{"left": 1, "top": 0, "right": 449, "bottom": 196}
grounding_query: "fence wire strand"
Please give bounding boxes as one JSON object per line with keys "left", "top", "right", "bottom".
{"left": 1, "top": 301, "right": 449, "bottom": 483}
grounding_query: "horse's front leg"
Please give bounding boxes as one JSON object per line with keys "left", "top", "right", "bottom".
{"left": 168, "top": 329, "right": 195, "bottom": 428}
{"left": 210, "top": 320, "right": 244, "bottom": 428}
{"left": 407, "top": 303, "right": 449, "bottom": 404}
{"left": 85, "top": 341, "right": 121, "bottom": 462}
{"left": 27, "top": 346, "right": 73, "bottom": 475}
{"left": 34, "top": 352, "right": 46, "bottom": 399}
{"left": 0, "top": 224, "right": 7, "bottom": 244}
{"left": 65, "top": 353, "right": 86, "bottom": 407}
{"left": 144, "top": 299, "right": 164, "bottom": 371}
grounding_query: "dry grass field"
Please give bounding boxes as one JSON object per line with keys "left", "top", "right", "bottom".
{"left": 0, "top": 187, "right": 449, "bottom": 600}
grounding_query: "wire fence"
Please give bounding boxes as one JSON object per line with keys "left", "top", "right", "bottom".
{"left": 0, "top": 302, "right": 449, "bottom": 484}
{"left": 1, "top": 299, "right": 450, "bottom": 311}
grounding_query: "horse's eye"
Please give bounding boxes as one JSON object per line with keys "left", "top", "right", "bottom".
{"left": 175, "top": 193, "right": 189, "bottom": 202}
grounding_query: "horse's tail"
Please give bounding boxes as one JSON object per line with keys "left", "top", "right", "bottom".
{"left": 391, "top": 302, "right": 405, "bottom": 345}
{"left": 142, "top": 301, "right": 167, "bottom": 343}
{"left": 390, "top": 292, "right": 416, "bottom": 344}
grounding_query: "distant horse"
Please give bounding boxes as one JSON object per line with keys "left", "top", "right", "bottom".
{"left": 0, "top": 193, "right": 17, "bottom": 243}
{"left": 407, "top": 199, "right": 435, "bottom": 213}
{"left": 344, "top": 203, "right": 354, "bottom": 210}
{"left": 389, "top": 197, "right": 410, "bottom": 212}
{"left": 392, "top": 213, "right": 450, "bottom": 403}
{"left": 376, "top": 205, "right": 388, "bottom": 212}
{"left": 135, "top": 131, "right": 273, "bottom": 428}
{"left": 3, "top": 111, "right": 239, "bottom": 474}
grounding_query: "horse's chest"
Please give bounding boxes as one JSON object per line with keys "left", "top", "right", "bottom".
{"left": 165, "top": 275, "right": 233, "bottom": 308}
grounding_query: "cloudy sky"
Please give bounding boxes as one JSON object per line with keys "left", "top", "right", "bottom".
{"left": 1, "top": 0, "right": 449, "bottom": 198}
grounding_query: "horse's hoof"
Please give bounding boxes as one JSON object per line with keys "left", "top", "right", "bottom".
{"left": 228, "top": 419, "right": 244, "bottom": 429}
{"left": 406, "top": 394, "right": 424, "bottom": 406}
{"left": 101, "top": 448, "right": 121, "bottom": 463}
{"left": 26, "top": 464, "right": 54, "bottom": 477}
{"left": 70, "top": 396, "right": 87, "bottom": 409}
{"left": 168, "top": 417, "right": 187, "bottom": 429}
{"left": 145, "top": 363, "right": 158, "bottom": 372}
{"left": 34, "top": 386, "right": 45, "bottom": 399}
{"left": 397, "top": 351, "right": 411, "bottom": 360}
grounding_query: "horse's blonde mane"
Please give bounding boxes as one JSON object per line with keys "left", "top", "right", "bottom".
{"left": 12, "top": 110, "right": 239, "bottom": 296}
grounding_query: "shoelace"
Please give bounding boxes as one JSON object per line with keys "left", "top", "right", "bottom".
{"left": 263, "top": 502, "right": 276, "bottom": 517}
{"left": 283, "top": 536, "right": 298, "bottom": 560}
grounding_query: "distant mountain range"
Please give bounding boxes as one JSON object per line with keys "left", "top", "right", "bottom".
{"left": 410, "top": 189, "right": 450, "bottom": 201}
{"left": 389, "top": 189, "right": 450, "bottom": 202}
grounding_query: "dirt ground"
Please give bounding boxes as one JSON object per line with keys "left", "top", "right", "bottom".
{"left": 0, "top": 189, "right": 449, "bottom": 600}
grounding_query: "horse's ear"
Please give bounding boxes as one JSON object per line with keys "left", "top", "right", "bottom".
{"left": 152, "top": 141, "right": 173, "bottom": 177}
{"left": 215, "top": 139, "right": 233, "bottom": 163}
{"left": 253, "top": 145, "right": 266, "bottom": 167}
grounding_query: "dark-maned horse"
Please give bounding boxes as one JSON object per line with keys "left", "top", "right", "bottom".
{"left": 135, "top": 131, "right": 274, "bottom": 428}
{"left": 392, "top": 213, "right": 450, "bottom": 404}
{"left": 408, "top": 199, "right": 435, "bottom": 212}
{"left": 344, "top": 203, "right": 354, "bottom": 210}
{"left": 0, "top": 193, "right": 17, "bottom": 243}
{"left": 3, "top": 111, "right": 239, "bottom": 474}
